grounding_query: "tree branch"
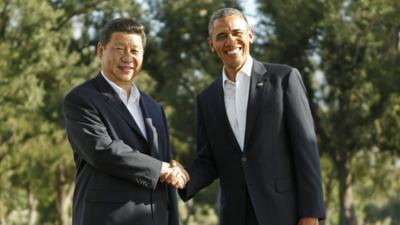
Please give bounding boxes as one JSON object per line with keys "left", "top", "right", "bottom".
{"left": 0, "top": 0, "right": 11, "bottom": 40}
{"left": 50, "top": 1, "right": 100, "bottom": 32}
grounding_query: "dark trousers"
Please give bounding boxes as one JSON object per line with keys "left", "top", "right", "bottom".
{"left": 245, "top": 190, "right": 259, "bottom": 225}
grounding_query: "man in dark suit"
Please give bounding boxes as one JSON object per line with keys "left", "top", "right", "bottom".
{"left": 64, "top": 18, "right": 188, "bottom": 225}
{"left": 179, "top": 8, "right": 325, "bottom": 225}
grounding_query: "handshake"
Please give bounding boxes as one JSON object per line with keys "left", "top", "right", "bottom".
{"left": 160, "top": 160, "right": 189, "bottom": 189}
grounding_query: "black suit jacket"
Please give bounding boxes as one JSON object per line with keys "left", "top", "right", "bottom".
{"left": 64, "top": 73, "right": 179, "bottom": 225}
{"left": 180, "top": 60, "right": 325, "bottom": 225}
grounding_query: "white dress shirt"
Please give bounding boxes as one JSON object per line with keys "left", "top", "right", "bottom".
{"left": 222, "top": 57, "right": 253, "bottom": 150}
{"left": 101, "top": 72, "right": 147, "bottom": 140}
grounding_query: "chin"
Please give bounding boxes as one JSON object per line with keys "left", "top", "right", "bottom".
{"left": 121, "top": 72, "right": 134, "bottom": 78}
{"left": 227, "top": 57, "right": 243, "bottom": 63}
{"left": 227, "top": 61, "right": 243, "bottom": 68}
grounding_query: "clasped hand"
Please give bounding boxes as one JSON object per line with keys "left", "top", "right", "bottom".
{"left": 160, "top": 160, "right": 189, "bottom": 189}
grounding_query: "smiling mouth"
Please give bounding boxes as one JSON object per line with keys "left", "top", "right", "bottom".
{"left": 118, "top": 66, "right": 134, "bottom": 72}
{"left": 225, "top": 47, "right": 242, "bottom": 55}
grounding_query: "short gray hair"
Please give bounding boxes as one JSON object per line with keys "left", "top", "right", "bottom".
{"left": 208, "top": 8, "right": 250, "bottom": 36}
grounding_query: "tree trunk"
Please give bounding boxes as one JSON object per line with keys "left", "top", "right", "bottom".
{"left": 322, "top": 166, "right": 335, "bottom": 225}
{"left": 0, "top": 200, "right": 8, "bottom": 225}
{"left": 27, "top": 191, "right": 38, "bottom": 225}
{"left": 56, "top": 164, "right": 74, "bottom": 225}
{"left": 336, "top": 157, "right": 358, "bottom": 225}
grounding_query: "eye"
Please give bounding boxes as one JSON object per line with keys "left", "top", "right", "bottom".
{"left": 233, "top": 30, "right": 243, "bottom": 36}
{"left": 216, "top": 34, "right": 226, "bottom": 41}
{"left": 115, "top": 47, "right": 124, "bottom": 53}
{"left": 131, "top": 49, "right": 139, "bottom": 54}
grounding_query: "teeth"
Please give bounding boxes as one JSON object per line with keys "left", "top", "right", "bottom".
{"left": 226, "top": 48, "right": 240, "bottom": 55}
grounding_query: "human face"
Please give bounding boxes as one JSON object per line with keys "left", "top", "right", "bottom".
{"left": 208, "top": 15, "right": 253, "bottom": 79}
{"left": 97, "top": 32, "right": 144, "bottom": 90}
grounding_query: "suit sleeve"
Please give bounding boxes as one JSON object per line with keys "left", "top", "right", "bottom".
{"left": 284, "top": 68, "right": 325, "bottom": 219}
{"left": 63, "top": 90, "right": 162, "bottom": 190}
{"left": 179, "top": 96, "right": 219, "bottom": 201}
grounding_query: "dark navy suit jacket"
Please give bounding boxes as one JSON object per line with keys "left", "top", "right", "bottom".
{"left": 180, "top": 60, "right": 325, "bottom": 225}
{"left": 64, "top": 73, "right": 179, "bottom": 225}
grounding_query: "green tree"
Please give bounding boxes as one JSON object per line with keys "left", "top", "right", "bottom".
{"left": 1, "top": 0, "right": 399, "bottom": 224}
{"left": 317, "top": 1, "right": 400, "bottom": 224}
{"left": 257, "top": 0, "right": 400, "bottom": 224}
{"left": 0, "top": 0, "right": 144, "bottom": 224}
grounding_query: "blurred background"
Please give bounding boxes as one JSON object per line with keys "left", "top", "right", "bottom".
{"left": 0, "top": 0, "right": 399, "bottom": 224}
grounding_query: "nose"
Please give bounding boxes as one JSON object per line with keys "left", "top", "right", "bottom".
{"left": 225, "top": 34, "right": 236, "bottom": 46}
{"left": 121, "top": 52, "right": 134, "bottom": 63}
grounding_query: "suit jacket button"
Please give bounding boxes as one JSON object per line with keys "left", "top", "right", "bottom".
{"left": 241, "top": 156, "right": 247, "bottom": 162}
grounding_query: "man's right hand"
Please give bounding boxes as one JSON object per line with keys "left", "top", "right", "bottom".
{"left": 160, "top": 160, "right": 189, "bottom": 189}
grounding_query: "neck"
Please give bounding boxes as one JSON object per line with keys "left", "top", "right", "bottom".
{"left": 224, "top": 56, "right": 250, "bottom": 81}
{"left": 119, "top": 83, "right": 131, "bottom": 96}
{"left": 224, "top": 68, "right": 238, "bottom": 81}
{"left": 102, "top": 72, "right": 132, "bottom": 97}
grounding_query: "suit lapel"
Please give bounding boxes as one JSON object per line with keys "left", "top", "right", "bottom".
{"left": 94, "top": 74, "right": 147, "bottom": 142}
{"left": 139, "top": 95, "right": 161, "bottom": 159}
{"left": 214, "top": 77, "right": 242, "bottom": 152}
{"left": 244, "top": 60, "right": 268, "bottom": 152}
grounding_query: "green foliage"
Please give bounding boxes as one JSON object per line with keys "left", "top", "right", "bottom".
{"left": 1, "top": 0, "right": 399, "bottom": 224}
{"left": 352, "top": 151, "right": 400, "bottom": 225}
{"left": 374, "top": 94, "right": 400, "bottom": 152}
{"left": 258, "top": 0, "right": 400, "bottom": 224}
{"left": 0, "top": 0, "right": 109, "bottom": 223}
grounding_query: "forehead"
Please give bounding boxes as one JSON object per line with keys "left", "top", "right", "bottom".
{"left": 109, "top": 32, "right": 143, "bottom": 47}
{"left": 211, "top": 15, "right": 249, "bottom": 35}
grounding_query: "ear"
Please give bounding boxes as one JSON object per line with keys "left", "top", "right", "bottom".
{"left": 249, "top": 28, "right": 254, "bottom": 44}
{"left": 97, "top": 42, "right": 104, "bottom": 58}
{"left": 207, "top": 37, "right": 215, "bottom": 52}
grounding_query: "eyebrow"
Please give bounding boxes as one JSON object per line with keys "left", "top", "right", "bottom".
{"left": 215, "top": 28, "right": 245, "bottom": 38}
{"left": 232, "top": 29, "right": 244, "bottom": 33}
{"left": 216, "top": 32, "right": 227, "bottom": 38}
{"left": 114, "top": 42, "right": 126, "bottom": 47}
{"left": 114, "top": 42, "right": 141, "bottom": 49}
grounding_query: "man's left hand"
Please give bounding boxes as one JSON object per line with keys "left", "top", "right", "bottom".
{"left": 298, "top": 217, "right": 318, "bottom": 225}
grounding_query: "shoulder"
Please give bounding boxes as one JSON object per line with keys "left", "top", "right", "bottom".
{"left": 255, "top": 60, "right": 302, "bottom": 83}
{"left": 266, "top": 62, "right": 293, "bottom": 73}
{"left": 197, "top": 77, "right": 222, "bottom": 101}
{"left": 260, "top": 61, "right": 296, "bottom": 77}
{"left": 64, "top": 77, "right": 97, "bottom": 103}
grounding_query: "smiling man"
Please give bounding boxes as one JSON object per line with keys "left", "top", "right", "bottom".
{"left": 63, "top": 18, "right": 188, "bottom": 225}
{"left": 179, "top": 8, "right": 325, "bottom": 225}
